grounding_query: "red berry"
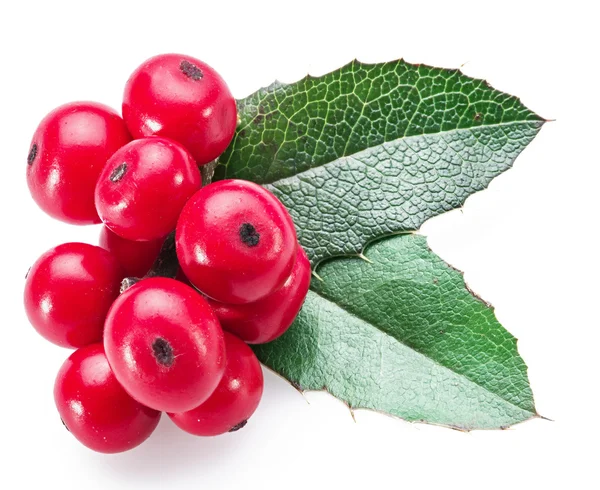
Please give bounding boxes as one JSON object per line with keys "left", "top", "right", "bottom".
{"left": 209, "top": 246, "right": 311, "bottom": 344}
{"left": 24, "top": 243, "right": 124, "bottom": 348}
{"left": 169, "top": 332, "right": 263, "bottom": 436}
{"left": 176, "top": 180, "right": 298, "bottom": 304}
{"left": 104, "top": 277, "right": 226, "bottom": 412}
{"left": 122, "top": 54, "right": 237, "bottom": 165}
{"left": 98, "top": 226, "right": 162, "bottom": 278}
{"left": 55, "top": 343, "right": 161, "bottom": 453}
{"left": 95, "top": 137, "right": 201, "bottom": 241}
{"left": 26, "top": 102, "right": 131, "bottom": 224}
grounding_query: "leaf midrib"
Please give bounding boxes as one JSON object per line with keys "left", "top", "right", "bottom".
{"left": 253, "top": 119, "right": 543, "bottom": 186}
{"left": 307, "top": 283, "right": 535, "bottom": 416}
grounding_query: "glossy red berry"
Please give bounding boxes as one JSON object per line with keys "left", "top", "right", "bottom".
{"left": 26, "top": 102, "right": 131, "bottom": 224}
{"left": 95, "top": 137, "right": 201, "bottom": 241}
{"left": 24, "top": 243, "right": 124, "bottom": 348}
{"left": 98, "top": 226, "right": 162, "bottom": 278}
{"left": 209, "top": 246, "right": 311, "bottom": 344}
{"left": 55, "top": 343, "right": 161, "bottom": 453}
{"left": 176, "top": 180, "right": 298, "bottom": 304}
{"left": 104, "top": 277, "right": 226, "bottom": 412}
{"left": 169, "top": 332, "right": 263, "bottom": 436}
{"left": 122, "top": 53, "right": 237, "bottom": 165}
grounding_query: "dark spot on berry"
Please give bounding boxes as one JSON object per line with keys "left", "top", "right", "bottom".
{"left": 180, "top": 60, "right": 203, "bottom": 81}
{"left": 27, "top": 144, "right": 38, "bottom": 165}
{"left": 110, "top": 163, "right": 128, "bottom": 182}
{"left": 152, "top": 338, "right": 174, "bottom": 367}
{"left": 229, "top": 420, "right": 248, "bottom": 432}
{"left": 239, "top": 223, "right": 260, "bottom": 247}
{"left": 61, "top": 418, "right": 70, "bottom": 432}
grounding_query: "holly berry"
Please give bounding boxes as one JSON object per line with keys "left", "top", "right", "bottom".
{"left": 55, "top": 343, "right": 161, "bottom": 453}
{"left": 24, "top": 243, "right": 124, "bottom": 348}
{"left": 169, "top": 332, "right": 263, "bottom": 436}
{"left": 176, "top": 180, "right": 298, "bottom": 304}
{"left": 122, "top": 54, "right": 237, "bottom": 165}
{"left": 99, "top": 226, "right": 163, "bottom": 278}
{"left": 104, "top": 277, "right": 226, "bottom": 412}
{"left": 95, "top": 137, "right": 201, "bottom": 242}
{"left": 209, "top": 246, "right": 311, "bottom": 344}
{"left": 26, "top": 102, "right": 131, "bottom": 224}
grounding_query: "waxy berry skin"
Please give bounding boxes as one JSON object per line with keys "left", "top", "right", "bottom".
{"left": 122, "top": 54, "right": 237, "bottom": 165}
{"left": 104, "top": 277, "right": 226, "bottom": 413}
{"left": 176, "top": 180, "right": 298, "bottom": 304}
{"left": 27, "top": 102, "right": 131, "bottom": 224}
{"left": 55, "top": 343, "right": 161, "bottom": 453}
{"left": 24, "top": 243, "right": 124, "bottom": 348}
{"left": 169, "top": 332, "right": 263, "bottom": 436}
{"left": 95, "top": 137, "right": 201, "bottom": 242}
{"left": 209, "top": 246, "right": 311, "bottom": 344}
{"left": 99, "top": 226, "right": 163, "bottom": 278}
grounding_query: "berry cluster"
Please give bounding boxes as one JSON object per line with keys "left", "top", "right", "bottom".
{"left": 24, "top": 54, "right": 310, "bottom": 453}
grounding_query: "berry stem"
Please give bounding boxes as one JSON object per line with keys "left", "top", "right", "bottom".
{"left": 120, "top": 277, "right": 140, "bottom": 293}
{"left": 121, "top": 232, "right": 179, "bottom": 292}
{"left": 200, "top": 159, "right": 219, "bottom": 186}
{"left": 146, "top": 231, "right": 178, "bottom": 279}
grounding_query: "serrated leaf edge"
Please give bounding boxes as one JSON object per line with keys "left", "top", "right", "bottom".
{"left": 260, "top": 233, "right": 539, "bottom": 431}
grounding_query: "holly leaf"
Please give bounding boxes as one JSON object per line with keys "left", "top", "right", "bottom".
{"left": 254, "top": 234, "right": 536, "bottom": 430}
{"left": 217, "top": 59, "right": 542, "bottom": 429}
{"left": 217, "top": 59, "right": 544, "bottom": 265}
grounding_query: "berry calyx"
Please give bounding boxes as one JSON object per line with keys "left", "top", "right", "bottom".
{"left": 24, "top": 243, "right": 124, "bottom": 348}
{"left": 26, "top": 101, "right": 131, "bottom": 224}
{"left": 95, "top": 137, "right": 201, "bottom": 241}
{"left": 209, "top": 246, "right": 311, "bottom": 343}
{"left": 103, "top": 277, "right": 226, "bottom": 412}
{"left": 99, "top": 226, "right": 163, "bottom": 278}
{"left": 55, "top": 343, "right": 161, "bottom": 453}
{"left": 176, "top": 180, "right": 298, "bottom": 304}
{"left": 122, "top": 53, "right": 237, "bottom": 165}
{"left": 239, "top": 223, "right": 260, "bottom": 246}
{"left": 169, "top": 332, "right": 264, "bottom": 436}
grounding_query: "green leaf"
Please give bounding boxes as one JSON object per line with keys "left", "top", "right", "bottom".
{"left": 254, "top": 234, "right": 536, "bottom": 430}
{"left": 217, "top": 60, "right": 544, "bottom": 265}
{"left": 218, "top": 59, "right": 541, "bottom": 429}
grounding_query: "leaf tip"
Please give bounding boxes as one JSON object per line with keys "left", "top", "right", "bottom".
{"left": 349, "top": 408, "right": 357, "bottom": 423}
{"left": 312, "top": 270, "right": 324, "bottom": 282}
{"left": 290, "top": 381, "right": 311, "bottom": 405}
{"left": 358, "top": 253, "right": 373, "bottom": 264}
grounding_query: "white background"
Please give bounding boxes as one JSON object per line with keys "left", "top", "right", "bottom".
{"left": 0, "top": 1, "right": 597, "bottom": 488}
